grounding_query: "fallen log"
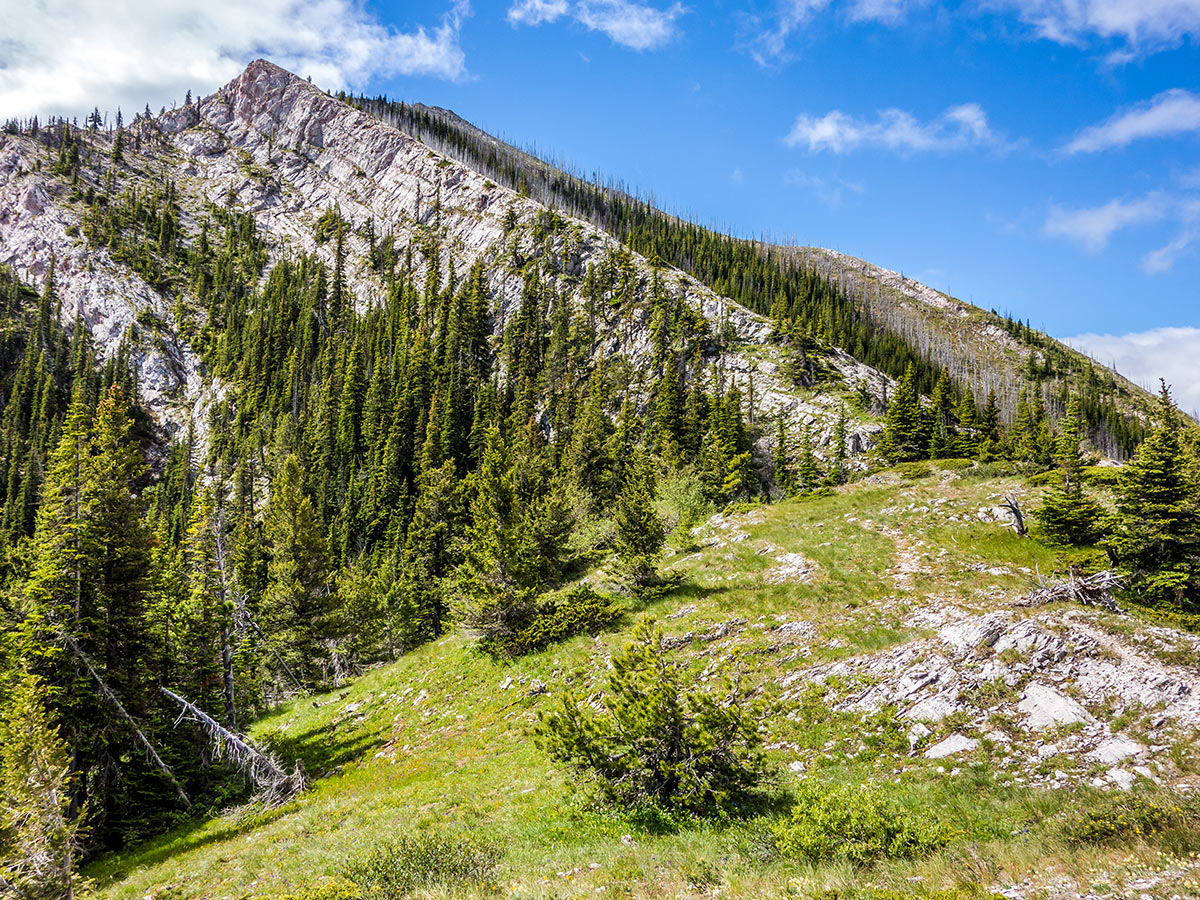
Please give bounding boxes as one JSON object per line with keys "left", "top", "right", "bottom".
{"left": 160, "top": 687, "right": 307, "bottom": 806}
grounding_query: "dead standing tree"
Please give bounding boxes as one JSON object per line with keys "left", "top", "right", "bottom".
{"left": 160, "top": 687, "right": 308, "bottom": 806}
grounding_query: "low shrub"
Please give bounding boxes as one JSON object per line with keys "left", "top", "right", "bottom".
{"left": 772, "top": 780, "right": 951, "bottom": 864}
{"left": 280, "top": 879, "right": 362, "bottom": 900}
{"left": 536, "top": 618, "right": 769, "bottom": 815}
{"left": 1081, "top": 465, "right": 1123, "bottom": 488}
{"left": 340, "top": 831, "right": 502, "bottom": 898}
{"left": 808, "top": 889, "right": 1002, "bottom": 900}
{"left": 895, "top": 462, "right": 933, "bottom": 480}
{"left": 934, "top": 457, "right": 976, "bottom": 471}
{"left": 505, "top": 585, "right": 625, "bottom": 656}
{"left": 1061, "top": 789, "right": 1200, "bottom": 848}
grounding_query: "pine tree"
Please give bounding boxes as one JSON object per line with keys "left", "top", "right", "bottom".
{"left": 0, "top": 668, "right": 85, "bottom": 900}
{"left": 828, "top": 405, "right": 848, "bottom": 486}
{"left": 261, "top": 454, "right": 330, "bottom": 688}
{"left": 878, "top": 364, "right": 926, "bottom": 463}
{"left": 1106, "top": 383, "right": 1200, "bottom": 611}
{"left": 795, "top": 423, "right": 822, "bottom": 494}
{"left": 455, "top": 427, "right": 540, "bottom": 651}
{"left": 613, "top": 449, "right": 666, "bottom": 589}
{"left": 1034, "top": 395, "right": 1104, "bottom": 547}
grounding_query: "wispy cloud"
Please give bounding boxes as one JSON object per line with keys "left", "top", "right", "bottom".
{"left": 0, "top": 0, "right": 470, "bottom": 120}
{"left": 993, "top": 0, "right": 1200, "bottom": 57}
{"left": 1043, "top": 191, "right": 1200, "bottom": 272}
{"left": 783, "top": 103, "right": 1001, "bottom": 154}
{"left": 1065, "top": 89, "right": 1200, "bottom": 153}
{"left": 508, "top": 0, "right": 570, "bottom": 25}
{"left": 746, "top": 0, "right": 927, "bottom": 64}
{"left": 1044, "top": 194, "right": 1170, "bottom": 252}
{"left": 784, "top": 169, "right": 865, "bottom": 208}
{"left": 1066, "top": 327, "right": 1200, "bottom": 415}
{"left": 507, "top": 0, "right": 685, "bottom": 49}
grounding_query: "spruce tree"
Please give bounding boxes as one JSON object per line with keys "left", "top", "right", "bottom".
{"left": 613, "top": 449, "right": 666, "bottom": 589}
{"left": 1034, "top": 395, "right": 1104, "bottom": 547}
{"left": 879, "top": 364, "right": 926, "bottom": 463}
{"left": 261, "top": 454, "right": 330, "bottom": 688}
{"left": 0, "top": 668, "right": 84, "bottom": 900}
{"left": 1106, "top": 383, "right": 1200, "bottom": 611}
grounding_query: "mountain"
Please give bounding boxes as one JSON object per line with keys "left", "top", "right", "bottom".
{"left": 0, "top": 59, "right": 886, "bottom": 454}
{"left": 347, "top": 88, "right": 1151, "bottom": 456}
{"left": 1, "top": 60, "right": 1198, "bottom": 900}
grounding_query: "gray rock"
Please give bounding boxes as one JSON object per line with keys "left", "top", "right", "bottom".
{"left": 924, "top": 733, "right": 978, "bottom": 759}
{"left": 1018, "top": 682, "right": 1093, "bottom": 731}
{"left": 1088, "top": 736, "right": 1145, "bottom": 766}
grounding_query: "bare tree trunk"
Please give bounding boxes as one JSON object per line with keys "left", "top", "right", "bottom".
{"left": 60, "top": 631, "right": 191, "bottom": 808}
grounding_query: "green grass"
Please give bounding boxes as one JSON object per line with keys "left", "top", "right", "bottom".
{"left": 86, "top": 472, "right": 1200, "bottom": 900}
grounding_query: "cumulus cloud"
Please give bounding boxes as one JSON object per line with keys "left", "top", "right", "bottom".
{"left": 507, "top": 0, "right": 685, "bottom": 50}
{"left": 994, "top": 0, "right": 1200, "bottom": 55}
{"left": 1066, "top": 327, "right": 1200, "bottom": 416}
{"left": 0, "top": 0, "right": 470, "bottom": 121}
{"left": 1044, "top": 193, "right": 1200, "bottom": 271}
{"left": 1065, "top": 89, "right": 1200, "bottom": 154}
{"left": 783, "top": 103, "right": 1000, "bottom": 154}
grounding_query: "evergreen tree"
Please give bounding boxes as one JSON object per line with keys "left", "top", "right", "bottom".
{"left": 0, "top": 668, "right": 85, "bottom": 900}
{"left": 261, "top": 454, "right": 330, "bottom": 688}
{"left": 1034, "top": 395, "right": 1104, "bottom": 546}
{"left": 878, "top": 364, "right": 927, "bottom": 463}
{"left": 613, "top": 449, "right": 666, "bottom": 589}
{"left": 455, "top": 427, "right": 541, "bottom": 650}
{"left": 1106, "top": 383, "right": 1200, "bottom": 611}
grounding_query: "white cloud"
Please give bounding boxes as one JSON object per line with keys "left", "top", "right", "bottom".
{"left": 508, "top": 0, "right": 570, "bottom": 25}
{"left": 1044, "top": 193, "right": 1200, "bottom": 270}
{"left": 0, "top": 0, "right": 470, "bottom": 121}
{"left": 747, "top": 0, "right": 831, "bottom": 64}
{"left": 1066, "top": 89, "right": 1200, "bottom": 154}
{"left": 1043, "top": 195, "right": 1170, "bottom": 252}
{"left": 847, "top": 0, "right": 930, "bottom": 25}
{"left": 1065, "top": 327, "right": 1200, "bottom": 415}
{"left": 507, "top": 0, "right": 684, "bottom": 50}
{"left": 783, "top": 102, "right": 1000, "bottom": 154}
{"left": 784, "top": 169, "right": 865, "bottom": 208}
{"left": 995, "top": 0, "right": 1200, "bottom": 54}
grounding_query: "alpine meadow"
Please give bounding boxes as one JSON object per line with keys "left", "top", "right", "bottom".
{"left": 1, "top": 54, "right": 1199, "bottom": 900}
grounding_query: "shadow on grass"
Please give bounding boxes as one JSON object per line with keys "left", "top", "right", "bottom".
{"left": 87, "top": 802, "right": 295, "bottom": 885}
{"left": 263, "top": 711, "right": 387, "bottom": 777}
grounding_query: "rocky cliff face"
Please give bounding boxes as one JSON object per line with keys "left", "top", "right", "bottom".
{"left": 0, "top": 60, "right": 886, "bottom": 455}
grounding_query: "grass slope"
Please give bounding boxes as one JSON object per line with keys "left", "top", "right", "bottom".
{"left": 90, "top": 467, "right": 1200, "bottom": 900}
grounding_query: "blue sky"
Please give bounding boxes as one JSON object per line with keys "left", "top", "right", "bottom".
{"left": 2, "top": 0, "right": 1197, "bottom": 406}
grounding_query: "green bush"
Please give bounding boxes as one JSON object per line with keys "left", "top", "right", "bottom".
{"left": 1061, "top": 789, "right": 1200, "bottom": 847}
{"left": 773, "top": 780, "right": 950, "bottom": 864}
{"left": 505, "top": 585, "right": 624, "bottom": 656}
{"left": 536, "top": 618, "right": 768, "bottom": 815}
{"left": 280, "top": 879, "right": 362, "bottom": 900}
{"left": 1081, "top": 465, "right": 1122, "bottom": 488}
{"left": 656, "top": 468, "right": 714, "bottom": 547}
{"left": 934, "top": 458, "right": 975, "bottom": 471}
{"left": 894, "top": 461, "right": 933, "bottom": 480}
{"left": 340, "top": 831, "right": 502, "bottom": 898}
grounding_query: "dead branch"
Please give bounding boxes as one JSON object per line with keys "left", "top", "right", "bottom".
{"left": 1018, "top": 569, "right": 1123, "bottom": 613}
{"left": 160, "top": 687, "right": 307, "bottom": 806}
{"left": 1001, "top": 494, "right": 1027, "bottom": 536}
{"left": 60, "top": 632, "right": 191, "bottom": 808}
